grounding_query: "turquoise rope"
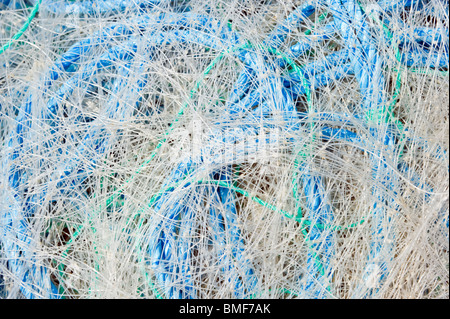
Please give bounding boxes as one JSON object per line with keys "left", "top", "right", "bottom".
{"left": 0, "top": 0, "right": 41, "bottom": 55}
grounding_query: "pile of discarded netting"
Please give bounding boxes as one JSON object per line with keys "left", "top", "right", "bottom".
{"left": 0, "top": 0, "right": 448, "bottom": 299}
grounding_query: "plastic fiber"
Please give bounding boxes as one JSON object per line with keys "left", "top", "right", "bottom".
{"left": 0, "top": 0, "right": 448, "bottom": 299}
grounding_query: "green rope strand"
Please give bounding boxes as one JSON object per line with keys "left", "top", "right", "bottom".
{"left": 0, "top": 0, "right": 41, "bottom": 55}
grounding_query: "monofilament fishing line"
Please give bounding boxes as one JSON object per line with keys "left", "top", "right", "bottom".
{"left": 0, "top": 0, "right": 448, "bottom": 299}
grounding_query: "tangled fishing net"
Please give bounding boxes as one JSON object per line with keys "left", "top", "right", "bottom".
{"left": 0, "top": 0, "right": 448, "bottom": 299}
